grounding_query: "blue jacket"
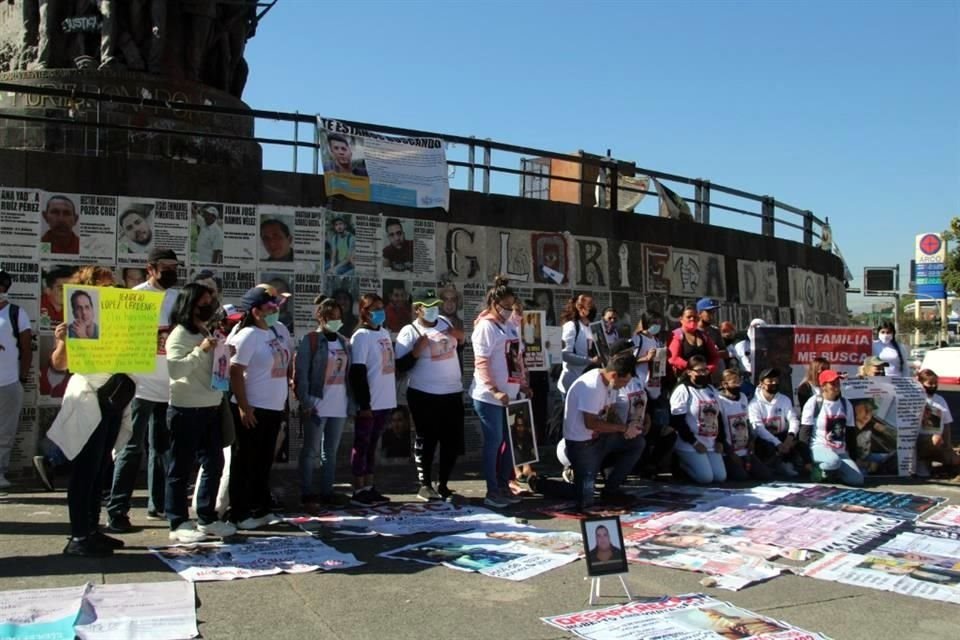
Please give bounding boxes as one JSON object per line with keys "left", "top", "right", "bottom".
{"left": 294, "top": 331, "right": 352, "bottom": 411}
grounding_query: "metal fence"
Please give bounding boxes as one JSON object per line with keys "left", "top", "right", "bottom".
{"left": 0, "top": 81, "right": 826, "bottom": 247}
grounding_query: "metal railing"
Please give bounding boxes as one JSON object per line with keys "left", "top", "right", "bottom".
{"left": 0, "top": 81, "right": 826, "bottom": 246}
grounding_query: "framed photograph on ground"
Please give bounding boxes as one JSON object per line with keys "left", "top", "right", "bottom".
{"left": 580, "top": 516, "right": 628, "bottom": 577}
{"left": 506, "top": 399, "right": 538, "bottom": 467}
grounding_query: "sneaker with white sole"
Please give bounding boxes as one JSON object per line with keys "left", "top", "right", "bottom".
{"left": 236, "top": 515, "right": 271, "bottom": 530}
{"left": 417, "top": 485, "right": 442, "bottom": 502}
{"left": 169, "top": 522, "right": 210, "bottom": 543}
{"left": 483, "top": 491, "right": 510, "bottom": 508}
{"left": 197, "top": 520, "right": 237, "bottom": 538}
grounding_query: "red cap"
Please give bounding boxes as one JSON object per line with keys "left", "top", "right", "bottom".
{"left": 819, "top": 370, "right": 842, "bottom": 385}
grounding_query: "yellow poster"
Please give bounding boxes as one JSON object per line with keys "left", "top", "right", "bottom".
{"left": 64, "top": 285, "right": 164, "bottom": 374}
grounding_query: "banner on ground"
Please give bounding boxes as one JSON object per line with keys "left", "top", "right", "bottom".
{"left": 542, "top": 593, "right": 830, "bottom": 639}
{"left": 380, "top": 530, "right": 581, "bottom": 581}
{"left": 803, "top": 551, "right": 960, "bottom": 605}
{"left": 924, "top": 506, "right": 960, "bottom": 528}
{"left": 318, "top": 118, "right": 449, "bottom": 209}
{"left": 771, "top": 485, "right": 943, "bottom": 522}
{"left": 64, "top": 285, "right": 164, "bottom": 374}
{"left": 150, "top": 536, "right": 363, "bottom": 582}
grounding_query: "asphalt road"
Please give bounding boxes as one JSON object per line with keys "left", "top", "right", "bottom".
{"left": 2, "top": 468, "right": 960, "bottom": 640}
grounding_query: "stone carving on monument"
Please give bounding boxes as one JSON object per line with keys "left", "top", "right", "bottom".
{"left": 0, "top": 1, "right": 268, "bottom": 168}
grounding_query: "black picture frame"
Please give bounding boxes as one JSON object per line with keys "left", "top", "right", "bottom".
{"left": 580, "top": 515, "right": 628, "bottom": 577}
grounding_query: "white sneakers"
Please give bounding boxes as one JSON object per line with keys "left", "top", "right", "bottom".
{"left": 169, "top": 520, "right": 237, "bottom": 542}
{"left": 236, "top": 513, "right": 281, "bottom": 531}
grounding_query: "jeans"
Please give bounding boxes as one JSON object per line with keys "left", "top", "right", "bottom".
{"left": 165, "top": 405, "right": 223, "bottom": 530}
{"left": 811, "top": 444, "right": 864, "bottom": 486}
{"left": 299, "top": 414, "right": 346, "bottom": 498}
{"left": 473, "top": 399, "right": 511, "bottom": 493}
{"left": 107, "top": 398, "right": 167, "bottom": 519}
{"left": 229, "top": 405, "right": 284, "bottom": 523}
{"left": 351, "top": 409, "right": 390, "bottom": 478}
{"left": 0, "top": 381, "right": 24, "bottom": 476}
{"left": 566, "top": 433, "right": 646, "bottom": 508}
{"left": 67, "top": 398, "right": 121, "bottom": 538}
{"left": 676, "top": 448, "right": 727, "bottom": 484}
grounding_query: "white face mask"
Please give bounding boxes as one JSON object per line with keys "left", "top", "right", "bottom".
{"left": 325, "top": 319, "right": 343, "bottom": 333}
{"left": 422, "top": 306, "right": 440, "bottom": 323}
{"left": 647, "top": 324, "right": 661, "bottom": 335}
{"left": 879, "top": 333, "right": 893, "bottom": 344}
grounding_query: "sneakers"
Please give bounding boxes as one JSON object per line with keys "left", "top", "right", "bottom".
{"left": 236, "top": 514, "right": 272, "bottom": 531}
{"left": 778, "top": 461, "right": 799, "bottom": 478}
{"left": 368, "top": 488, "right": 390, "bottom": 505}
{"left": 500, "top": 487, "right": 522, "bottom": 504}
{"left": 417, "top": 485, "right": 442, "bottom": 502}
{"left": 483, "top": 491, "right": 510, "bottom": 508}
{"left": 917, "top": 461, "right": 932, "bottom": 478}
{"left": 106, "top": 515, "right": 138, "bottom": 534}
{"left": 561, "top": 467, "right": 575, "bottom": 484}
{"left": 350, "top": 489, "right": 382, "bottom": 507}
{"left": 437, "top": 485, "right": 458, "bottom": 502}
{"left": 92, "top": 530, "right": 125, "bottom": 549}
{"left": 197, "top": 520, "right": 237, "bottom": 538}
{"left": 321, "top": 493, "right": 352, "bottom": 508}
{"left": 33, "top": 456, "right": 55, "bottom": 491}
{"left": 169, "top": 522, "right": 211, "bottom": 543}
{"left": 63, "top": 536, "right": 113, "bottom": 557}
{"left": 146, "top": 509, "right": 165, "bottom": 520}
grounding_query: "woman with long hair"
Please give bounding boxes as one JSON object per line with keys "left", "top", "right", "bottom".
{"left": 872, "top": 321, "right": 909, "bottom": 376}
{"left": 667, "top": 305, "right": 722, "bottom": 378}
{"left": 558, "top": 293, "right": 598, "bottom": 396}
{"left": 796, "top": 357, "right": 830, "bottom": 410}
{"left": 348, "top": 293, "right": 397, "bottom": 506}
{"left": 469, "top": 276, "right": 530, "bottom": 508}
{"left": 227, "top": 284, "right": 292, "bottom": 530}
{"left": 395, "top": 289, "right": 465, "bottom": 502}
{"left": 164, "top": 283, "right": 235, "bottom": 541}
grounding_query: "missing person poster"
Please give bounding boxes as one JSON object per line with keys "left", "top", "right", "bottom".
{"left": 72, "top": 193, "right": 118, "bottom": 261}
{"left": 521, "top": 310, "right": 546, "bottom": 371}
{"left": 64, "top": 285, "right": 164, "bottom": 374}
{"left": 0, "top": 187, "right": 41, "bottom": 258}
{"left": 507, "top": 399, "right": 538, "bottom": 467}
{"left": 318, "top": 118, "right": 449, "bottom": 210}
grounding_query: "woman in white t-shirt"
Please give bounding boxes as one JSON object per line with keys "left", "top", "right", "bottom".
{"left": 396, "top": 289, "right": 466, "bottom": 502}
{"left": 916, "top": 369, "right": 959, "bottom": 477}
{"left": 800, "top": 369, "right": 863, "bottom": 486}
{"left": 348, "top": 293, "right": 397, "bottom": 506}
{"left": 669, "top": 355, "right": 727, "bottom": 484}
{"left": 557, "top": 294, "right": 599, "bottom": 396}
{"left": 469, "top": 276, "right": 530, "bottom": 509}
{"left": 872, "top": 321, "right": 910, "bottom": 377}
{"left": 227, "top": 284, "right": 293, "bottom": 530}
{"left": 293, "top": 297, "right": 352, "bottom": 513}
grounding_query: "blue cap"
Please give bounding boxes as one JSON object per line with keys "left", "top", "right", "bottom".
{"left": 696, "top": 298, "right": 719, "bottom": 313}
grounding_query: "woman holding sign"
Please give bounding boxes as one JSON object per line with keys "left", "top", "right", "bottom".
{"left": 165, "top": 283, "right": 236, "bottom": 542}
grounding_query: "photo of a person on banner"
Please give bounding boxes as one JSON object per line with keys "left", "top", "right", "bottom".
{"left": 326, "top": 134, "right": 368, "bottom": 176}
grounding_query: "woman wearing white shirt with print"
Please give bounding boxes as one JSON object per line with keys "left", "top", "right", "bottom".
{"left": 872, "top": 321, "right": 909, "bottom": 377}
{"left": 558, "top": 294, "right": 599, "bottom": 396}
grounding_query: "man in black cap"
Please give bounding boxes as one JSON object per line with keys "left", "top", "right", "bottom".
{"left": 748, "top": 367, "right": 805, "bottom": 477}
{"left": 106, "top": 248, "right": 180, "bottom": 532}
{"left": 0, "top": 269, "right": 32, "bottom": 488}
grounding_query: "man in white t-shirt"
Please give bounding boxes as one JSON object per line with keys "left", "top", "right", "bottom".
{"left": 0, "top": 269, "right": 32, "bottom": 488}
{"left": 749, "top": 368, "right": 803, "bottom": 477}
{"left": 916, "top": 369, "right": 959, "bottom": 478}
{"left": 562, "top": 350, "right": 645, "bottom": 510}
{"left": 195, "top": 204, "right": 224, "bottom": 264}
{"left": 107, "top": 249, "right": 181, "bottom": 532}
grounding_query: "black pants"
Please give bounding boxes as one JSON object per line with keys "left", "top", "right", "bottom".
{"left": 68, "top": 398, "right": 122, "bottom": 538}
{"left": 166, "top": 405, "right": 223, "bottom": 529}
{"left": 229, "top": 405, "right": 283, "bottom": 523}
{"left": 407, "top": 388, "right": 464, "bottom": 488}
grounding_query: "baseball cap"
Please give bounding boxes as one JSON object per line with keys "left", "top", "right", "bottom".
{"left": 696, "top": 298, "right": 720, "bottom": 313}
{"left": 147, "top": 248, "right": 178, "bottom": 264}
{"left": 200, "top": 204, "right": 219, "bottom": 216}
{"left": 757, "top": 367, "right": 780, "bottom": 381}
{"left": 412, "top": 288, "right": 442, "bottom": 307}
{"left": 222, "top": 303, "right": 244, "bottom": 324}
{"left": 239, "top": 284, "right": 290, "bottom": 311}
{"left": 819, "top": 370, "right": 842, "bottom": 385}
{"left": 864, "top": 356, "right": 889, "bottom": 368}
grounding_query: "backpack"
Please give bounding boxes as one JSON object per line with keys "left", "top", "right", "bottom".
{"left": 7, "top": 303, "right": 24, "bottom": 362}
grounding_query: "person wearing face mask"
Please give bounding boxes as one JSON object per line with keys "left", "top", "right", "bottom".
{"left": 717, "top": 369, "right": 772, "bottom": 481}
{"left": 227, "top": 285, "right": 293, "bottom": 529}
{"left": 915, "top": 369, "right": 959, "bottom": 479}
{"left": 164, "top": 283, "right": 236, "bottom": 542}
{"left": 106, "top": 248, "right": 180, "bottom": 534}
{"left": 558, "top": 294, "right": 599, "bottom": 397}
{"left": 748, "top": 368, "right": 803, "bottom": 478}
{"left": 469, "top": 276, "right": 531, "bottom": 509}
{"left": 667, "top": 306, "right": 722, "bottom": 379}
{"left": 294, "top": 297, "right": 352, "bottom": 513}
{"left": 669, "top": 355, "right": 727, "bottom": 484}
{"left": 801, "top": 370, "right": 863, "bottom": 486}
{"left": 348, "top": 293, "right": 397, "bottom": 506}
{"left": 0, "top": 269, "right": 32, "bottom": 489}
{"left": 395, "top": 289, "right": 466, "bottom": 502}
{"left": 872, "top": 321, "right": 909, "bottom": 377}
{"left": 631, "top": 312, "right": 673, "bottom": 477}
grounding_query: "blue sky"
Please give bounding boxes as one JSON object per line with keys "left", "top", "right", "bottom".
{"left": 243, "top": 0, "right": 959, "bottom": 311}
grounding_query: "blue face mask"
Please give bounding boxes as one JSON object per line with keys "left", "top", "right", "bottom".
{"left": 264, "top": 312, "right": 280, "bottom": 328}
{"left": 370, "top": 309, "right": 386, "bottom": 328}
{"left": 423, "top": 306, "right": 441, "bottom": 323}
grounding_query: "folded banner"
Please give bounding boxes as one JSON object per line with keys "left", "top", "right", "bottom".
{"left": 64, "top": 285, "right": 164, "bottom": 374}
{"left": 318, "top": 118, "right": 449, "bottom": 210}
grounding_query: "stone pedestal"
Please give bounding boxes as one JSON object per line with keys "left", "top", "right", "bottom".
{"left": 0, "top": 70, "right": 261, "bottom": 169}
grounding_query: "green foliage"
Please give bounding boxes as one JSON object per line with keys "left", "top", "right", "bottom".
{"left": 943, "top": 217, "right": 960, "bottom": 295}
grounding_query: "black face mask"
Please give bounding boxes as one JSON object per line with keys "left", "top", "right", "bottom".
{"left": 691, "top": 374, "right": 710, "bottom": 387}
{"left": 157, "top": 270, "right": 178, "bottom": 289}
{"left": 723, "top": 387, "right": 741, "bottom": 399}
{"left": 925, "top": 387, "right": 938, "bottom": 396}
{"left": 195, "top": 304, "right": 215, "bottom": 322}
{"left": 583, "top": 307, "right": 597, "bottom": 322}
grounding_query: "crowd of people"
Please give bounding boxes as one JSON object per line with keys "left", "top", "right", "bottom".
{"left": 0, "top": 264, "right": 955, "bottom": 555}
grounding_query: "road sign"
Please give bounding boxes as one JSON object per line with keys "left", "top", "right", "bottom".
{"left": 916, "top": 233, "right": 947, "bottom": 264}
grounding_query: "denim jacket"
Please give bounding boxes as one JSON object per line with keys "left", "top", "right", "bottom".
{"left": 294, "top": 331, "right": 352, "bottom": 411}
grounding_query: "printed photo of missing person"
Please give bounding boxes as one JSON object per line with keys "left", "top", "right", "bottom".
{"left": 66, "top": 287, "right": 100, "bottom": 340}
{"left": 259, "top": 214, "right": 295, "bottom": 263}
{"left": 507, "top": 399, "right": 538, "bottom": 467}
{"left": 382, "top": 218, "right": 414, "bottom": 273}
{"left": 580, "top": 516, "right": 628, "bottom": 576}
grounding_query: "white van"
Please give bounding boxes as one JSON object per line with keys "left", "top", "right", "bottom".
{"left": 920, "top": 347, "right": 960, "bottom": 384}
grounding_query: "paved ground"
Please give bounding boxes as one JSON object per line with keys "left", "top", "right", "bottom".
{"left": 2, "top": 464, "right": 959, "bottom": 640}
